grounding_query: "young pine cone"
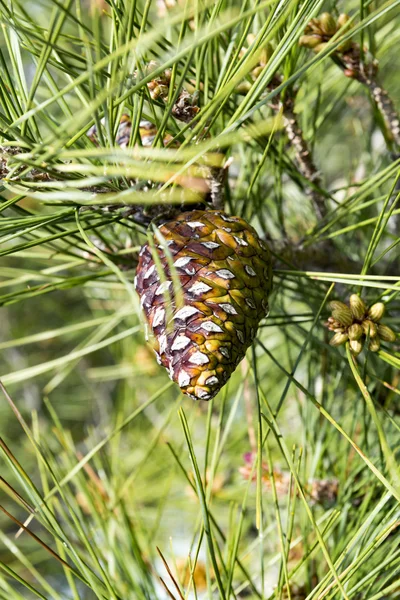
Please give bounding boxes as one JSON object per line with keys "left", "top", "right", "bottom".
{"left": 135, "top": 210, "right": 272, "bottom": 400}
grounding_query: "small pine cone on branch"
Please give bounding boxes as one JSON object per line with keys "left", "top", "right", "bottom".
{"left": 135, "top": 210, "right": 272, "bottom": 400}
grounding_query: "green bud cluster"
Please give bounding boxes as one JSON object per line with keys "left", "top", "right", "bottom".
{"left": 299, "top": 12, "right": 353, "bottom": 54}
{"left": 326, "top": 295, "right": 397, "bottom": 355}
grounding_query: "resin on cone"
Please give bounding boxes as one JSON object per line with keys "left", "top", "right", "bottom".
{"left": 135, "top": 210, "right": 272, "bottom": 400}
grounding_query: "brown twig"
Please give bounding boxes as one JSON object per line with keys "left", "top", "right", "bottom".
{"left": 279, "top": 96, "right": 328, "bottom": 220}
{"left": 262, "top": 73, "right": 329, "bottom": 220}
{"left": 337, "top": 46, "right": 400, "bottom": 148}
{"left": 237, "top": 36, "right": 330, "bottom": 220}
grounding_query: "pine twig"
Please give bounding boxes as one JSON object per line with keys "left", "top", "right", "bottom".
{"left": 341, "top": 51, "right": 400, "bottom": 147}
{"left": 237, "top": 36, "right": 329, "bottom": 220}
{"left": 300, "top": 13, "right": 400, "bottom": 148}
{"left": 279, "top": 96, "right": 328, "bottom": 220}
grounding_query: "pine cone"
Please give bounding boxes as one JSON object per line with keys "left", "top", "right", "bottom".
{"left": 135, "top": 210, "right": 272, "bottom": 400}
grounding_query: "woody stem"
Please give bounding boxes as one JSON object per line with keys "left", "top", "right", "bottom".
{"left": 281, "top": 100, "right": 329, "bottom": 220}
{"left": 360, "top": 75, "right": 400, "bottom": 147}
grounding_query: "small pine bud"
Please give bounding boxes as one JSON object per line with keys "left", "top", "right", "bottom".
{"left": 149, "top": 83, "right": 169, "bottom": 100}
{"left": 314, "top": 42, "right": 329, "bottom": 53}
{"left": 337, "top": 13, "right": 350, "bottom": 27}
{"left": 350, "top": 339, "right": 363, "bottom": 355}
{"left": 362, "top": 319, "right": 378, "bottom": 338}
{"left": 299, "top": 34, "right": 323, "bottom": 49}
{"left": 330, "top": 332, "right": 348, "bottom": 347}
{"left": 236, "top": 82, "right": 251, "bottom": 94}
{"left": 337, "top": 13, "right": 351, "bottom": 28}
{"left": 319, "top": 12, "right": 337, "bottom": 36}
{"left": 368, "top": 302, "right": 385, "bottom": 322}
{"left": 348, "top": 323, "right": 363, "bottom": 341}
{"left": 338, "top": 40, "right": 353, "bottom": 52}
{"left": 349, "top": 294, "right": 367, "bottom": 320}
{"left": 377, "top": 324, "right": 397, "bottom": 342}
{"left": 327, "top": 317, "right": 342, "bottom": 329}
{"left": 329, "top": 300, "right": 349, "bottom": 311}
{"left": 262, "top": 43, "right": 274, "bottom": 65}
{"left": 369, "top": 338, "right": 381, "bottom": 352}
{"left": 331, "top": 307, "right": 353, "bottom": 327}
{"left": 326, "top": 319, "right": 343, "bottom": 331}
{"left": 307, "top": 18, "right": 320, "bottom": 33}
{"left": 251, "top": 66, "right": 264, "bottom": 79}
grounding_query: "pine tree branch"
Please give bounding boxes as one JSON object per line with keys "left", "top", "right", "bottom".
{"left": 262, "top": 74, "right": 329, "bottom": 220}
{"left": 1, "top": 143, "right": 374, "bottom": 276}
{"left": 279, "top": 97, "right": 328, "bottom": 220}
{"left": 337, "top": 46, "right": 400, "bottom": 148}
